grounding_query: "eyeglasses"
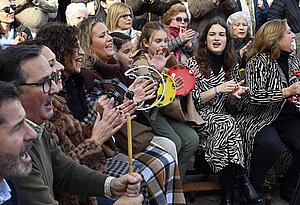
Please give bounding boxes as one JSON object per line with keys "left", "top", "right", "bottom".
{"left": 1, "top": 4, "right": 16, "bottom": 13}
{"left": 22, "top": 72, "right": 58, "bottom": 94}
{"left": 173, "top": 17, "right": 189, "bottom": 23}
{"left": 120, "top": 13, "right": 132, "bottom": 19}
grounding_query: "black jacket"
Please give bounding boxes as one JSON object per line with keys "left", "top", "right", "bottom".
{"left": 267, "top": 0, "right": 300, "bottom": 33}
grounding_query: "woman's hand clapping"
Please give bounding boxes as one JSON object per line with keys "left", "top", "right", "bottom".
{"left": 128, "top": 78, "right": 158, "bottom": 103}
{"left": 145, "top": 47, "right": 173, "bottom": 73}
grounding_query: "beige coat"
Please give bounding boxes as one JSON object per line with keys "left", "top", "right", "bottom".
{"left": 13, "top": 0, "right": 58, "bottom": 33}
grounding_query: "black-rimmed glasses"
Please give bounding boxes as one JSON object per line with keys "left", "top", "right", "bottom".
{"left": 120, "top": 14, "right": 132, "bottom": 19}
{"left": 22, "top": 72, "right": 58, "bottom": 94}
{"left": 1, "top": 4, "right": 16, "bottom": 13}
{"left": 173, "top": 17, "right": 189, "bottom": 23}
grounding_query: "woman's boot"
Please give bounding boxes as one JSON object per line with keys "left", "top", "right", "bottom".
{"left": 237, "top": 173, "right": 264, "bottom": 204}
{"left": 220, "top": 191, "right": 234, "bottom": 205}
{"left": 218, "top": 165, "right": 234, "bottom": 205}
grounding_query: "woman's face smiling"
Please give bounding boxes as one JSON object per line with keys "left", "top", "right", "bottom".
{"left": 41, "top": 46, "right": 64, "bottom": 91}
{"left": 206, "top": 24, "right": 227, "bottom": 55}
{"left": 64, "top": 40, "right": 85, "bottom": 75}
{"left": 90, "top": 22, "right": 114, "bottom": 63}
{"left": 278, "top": 23, "right": 295, "bottom": 53}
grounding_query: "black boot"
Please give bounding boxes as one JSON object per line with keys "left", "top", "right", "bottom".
{"left": 220, "top": 191, "right": 234, "bottom": 205}
{"left": 237, "top": 174, "right": 264, "bottom": 205}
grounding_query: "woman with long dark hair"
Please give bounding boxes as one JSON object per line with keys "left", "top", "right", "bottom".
{"left": 186, "top": 17, "right": 263, "bottom": 205}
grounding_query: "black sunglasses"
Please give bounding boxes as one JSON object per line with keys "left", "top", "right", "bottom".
{"left": 1, "top": 4, "right": 16, "bottom": 13}
{"left": 174, "top": 17, "right": 189, "bottom": 23}
{"left": 22, "top": 72, "right": 58, "bottom": 94}
{"left": 120, "top": 13, "right": 132, "bottom": 19}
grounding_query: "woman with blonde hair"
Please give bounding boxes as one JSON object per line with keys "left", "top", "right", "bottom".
{"left": 233, "top": 19, "right": 300, "bottom": 202}
{"left": 106, "top": 2, "right": 140, "bottom": 50}
{"left": 78, "top": 16, "right": 186, "bottom": 205}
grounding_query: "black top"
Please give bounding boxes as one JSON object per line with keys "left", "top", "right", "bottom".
{"left": 208, "top": 50, "right": 224, "bottom": 76}
{"left": 273, "top": 50, "right": 298, "bottom": 130}
{"left": 58, "top": 73, "right": 88, "bottom": 122}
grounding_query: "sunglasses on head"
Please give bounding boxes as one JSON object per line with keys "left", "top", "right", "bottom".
{"left": 174, "top": 17, "right": 189, "bottom": 23}
{"left": 1, "top": 4, "right": 16, "bottom": 13}
{"left": 120, "top": 13, "right": 132, "bottom": 19}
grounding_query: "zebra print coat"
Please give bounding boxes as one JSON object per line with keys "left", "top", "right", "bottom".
{"left": 233, "top": 52, "right": 300, "bottom": 173}
{"left": 187, "top": 57, "right": 244, "bottom": 173}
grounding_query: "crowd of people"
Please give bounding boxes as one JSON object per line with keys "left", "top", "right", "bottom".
{"left": 0, "top": 0, "right": 300, "bottom": 205}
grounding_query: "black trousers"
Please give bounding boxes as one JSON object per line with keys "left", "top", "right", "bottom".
{"left": 249, "top": 118, "right": 300, "bottom": 192}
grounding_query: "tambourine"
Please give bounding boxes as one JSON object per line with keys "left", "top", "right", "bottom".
{"left": 288, "top": 71, "right": 300, "bottom": 105}
{"left": 167, "top": 64, "right": 196, "bottom": 96}
{"left": 87, "top": 78, "right": 134, "bottom": 109}
{"left": 124, "top": 65, "right": 165, "bottom": 111}
{"left": 156, "top": 74, "right": 176, "bottom": 107}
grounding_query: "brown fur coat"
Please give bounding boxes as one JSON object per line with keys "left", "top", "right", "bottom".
{"left": 45, "top": 95, "right": 117, "bottom": 205}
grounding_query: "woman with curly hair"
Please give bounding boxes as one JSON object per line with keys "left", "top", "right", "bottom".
{"left": 186, "top": 17, "right": 263, "bottom": 205}
{"left": 36, "top": 23, "right": 88, "bottom": 122}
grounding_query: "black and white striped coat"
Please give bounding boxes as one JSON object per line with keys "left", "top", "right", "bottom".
{"left": 187, "top": 57, "right": 244, "bottom": 173}
{"left": 233, "top": 52, "right": 300, "bottom": 173}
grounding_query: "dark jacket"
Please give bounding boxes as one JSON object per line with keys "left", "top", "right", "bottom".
{"left": 126, "top": 0, "right": 166, "bottom": 30}
{"left": 58, "top": 73, "right": 88, "bottom": 122}
{"left": 12, "top": 20, "right": 33, "bottom": 40}
{"left": 236, "top": 0, "right": 269, "bottom": 33}
{"left": 188, "top": 0, "right": 238, "bottom": 34}
{"left": 2, "top": 178, "right": 21, "bottom": 205}
{"left": 267, "top": 0, "right": 300, "bottom": 33}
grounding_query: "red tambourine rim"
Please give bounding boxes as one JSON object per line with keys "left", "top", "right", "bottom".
{"left": 167, "top": 64, "right": 196, "bottom": 96}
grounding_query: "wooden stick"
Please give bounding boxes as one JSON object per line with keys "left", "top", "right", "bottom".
{"left": 126, "top": 114, "right": 133, "bottom": 175}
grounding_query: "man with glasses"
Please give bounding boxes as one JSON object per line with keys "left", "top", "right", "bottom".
{"left": 0, "top": 44, "right": 143, "bottom": 205}
{"left": 0, "top": 0, "right": 32, "bottom": 48}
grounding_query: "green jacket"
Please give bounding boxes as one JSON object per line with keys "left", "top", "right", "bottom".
{"left": 13, "top": 127, "right": 107, "bottom": 205}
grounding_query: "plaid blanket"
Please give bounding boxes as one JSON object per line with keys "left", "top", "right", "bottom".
{"left": 105, "top": 158, "right": 149, "bottom": 204}
{"left": 113, "top": 145, "right": 185, "bottom": 205}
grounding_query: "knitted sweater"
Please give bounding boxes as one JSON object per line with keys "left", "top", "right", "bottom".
{"left": 13, "top": 124, "right": 107, "bottom": 205}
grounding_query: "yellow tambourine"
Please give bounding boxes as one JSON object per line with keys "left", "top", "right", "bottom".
{"left": 156, "top": 74, "right": 176, "bottom": 107}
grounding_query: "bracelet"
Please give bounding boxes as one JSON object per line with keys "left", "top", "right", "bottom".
{"left": 282, "top": 88, "right": 286, "bottom": 98}
{"left": 214, "top": 87, "right": 219, "bottom": 95}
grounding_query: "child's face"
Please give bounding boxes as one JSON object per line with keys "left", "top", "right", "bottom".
{"left": 143, "top": 30, "right": 168, "bottom": 57}
{"left": 118, "top": 41, "right": 133, "bottom": 68}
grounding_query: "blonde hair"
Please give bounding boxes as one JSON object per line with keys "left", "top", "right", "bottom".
{"left": 78, "top": 16, "right": 103, "bottom": 68}
{"left": 106, "top": 2, "right": 133, "bottom": 32}
{"left": 247, "top": 19, "right": 287, "bottom": 62}
{"left": 162, "top": 4, "right": 187, "bottom": 25}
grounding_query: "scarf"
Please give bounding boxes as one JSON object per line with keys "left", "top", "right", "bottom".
{"left": 165, "top": 25, "right": 182, "bottom": 63}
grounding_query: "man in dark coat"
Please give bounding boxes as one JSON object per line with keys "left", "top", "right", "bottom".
{"left": 267, "top": 0, "right": 300, "bottom": 33}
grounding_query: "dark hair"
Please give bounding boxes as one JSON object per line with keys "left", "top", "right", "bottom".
{"left": 0, "top": 81, "right": 20, "bottom": 124}
{"left": 0, "top": 44, "right": 41, "bottom": 86}
{"left": 36, "top": 22, "right": 79, "bottom": 67}
{"left": 110, "top": 32, "right": 131, "bottom": 51}
{"left": 162, "top": 0, "right": 184, "bottom": 16}
{"left": 195, "top": 17, "right": 237, "bottom": 80}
